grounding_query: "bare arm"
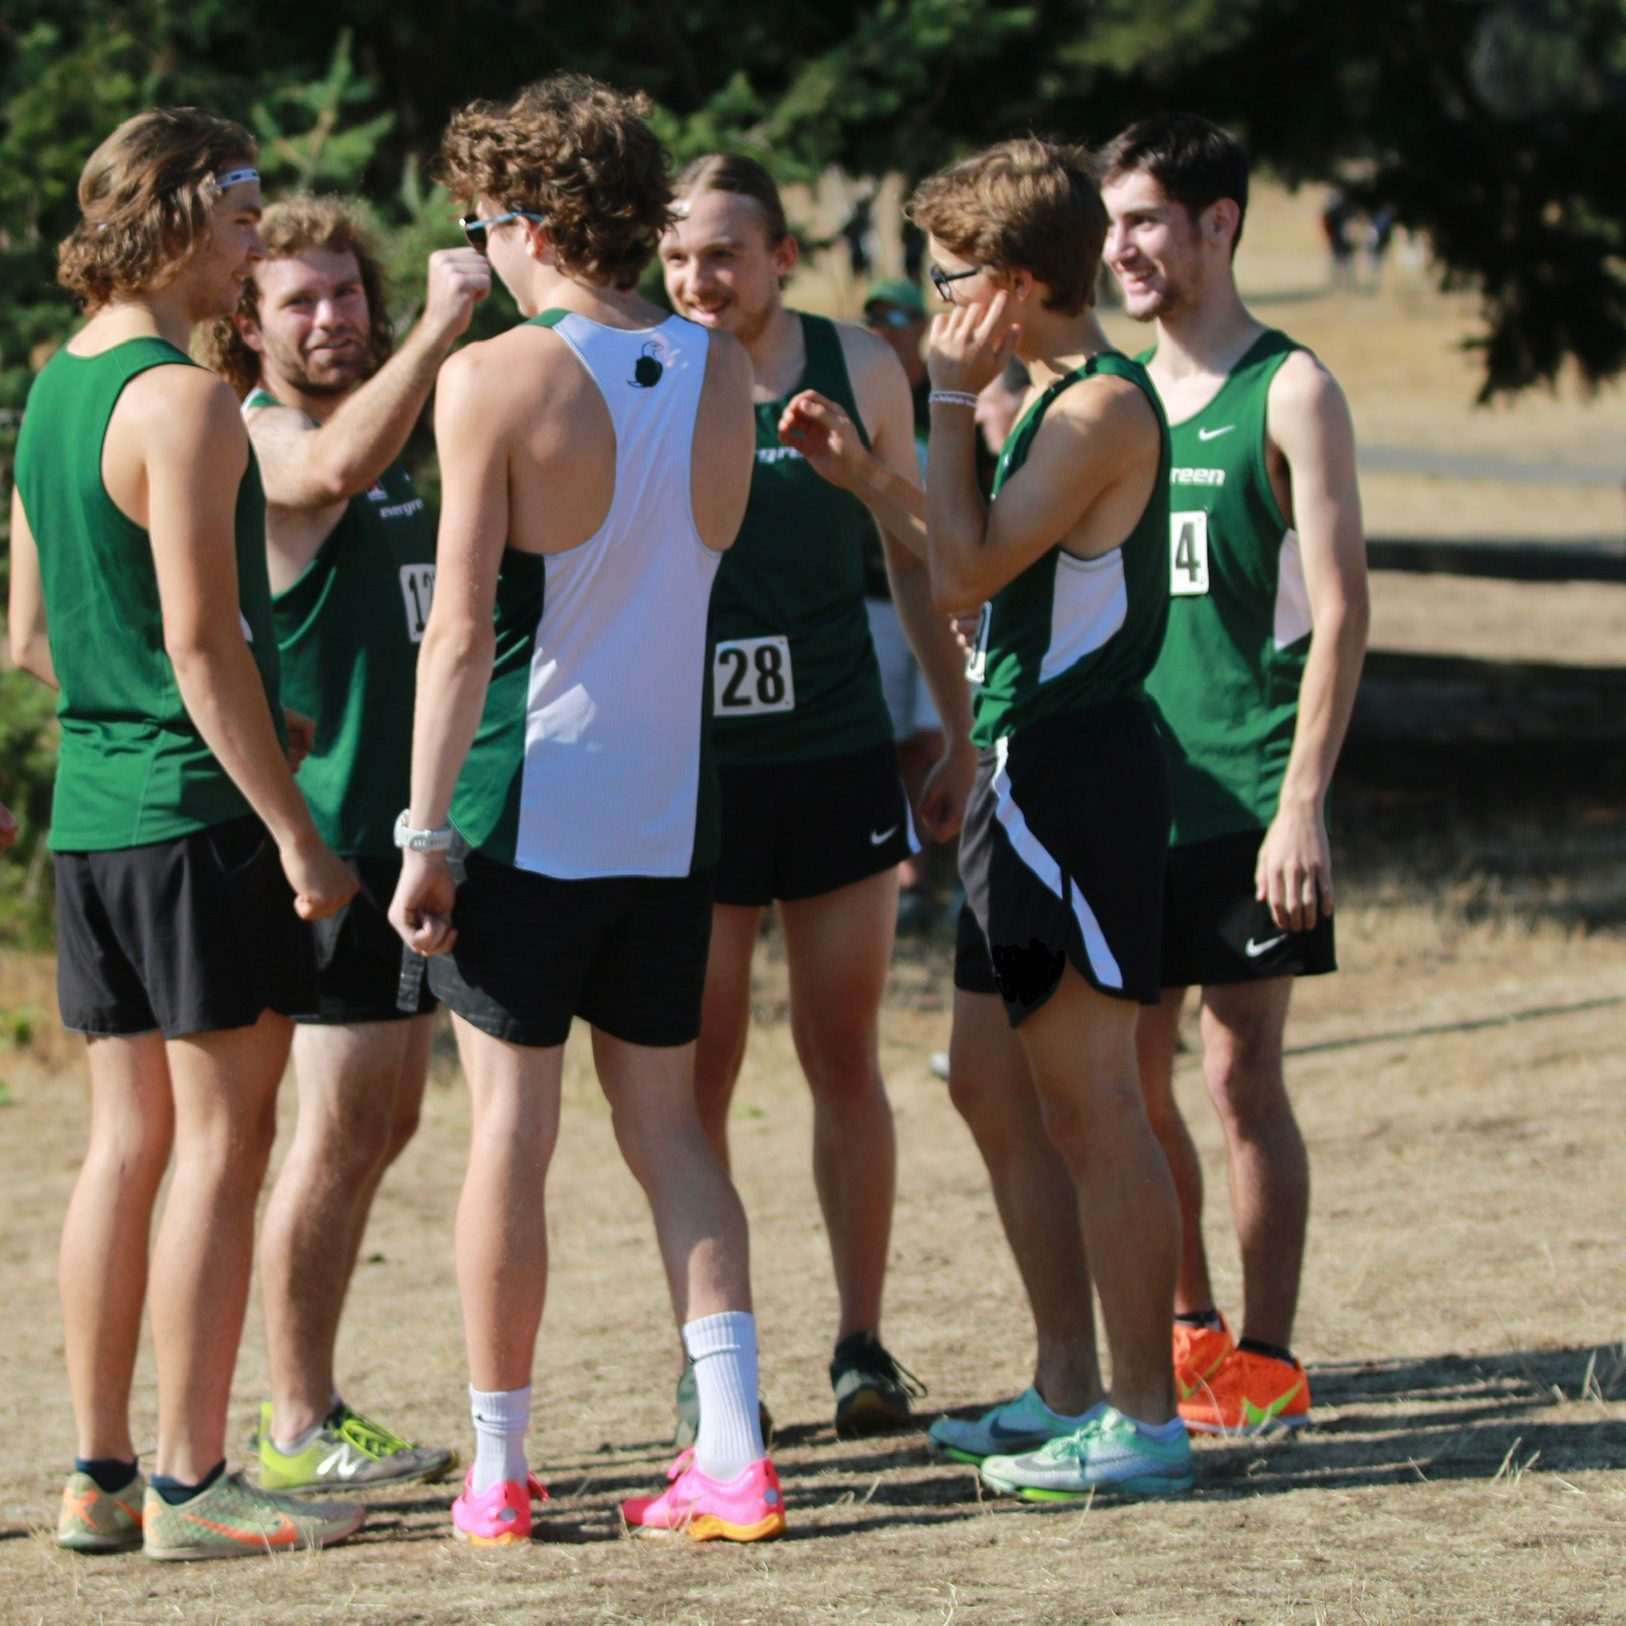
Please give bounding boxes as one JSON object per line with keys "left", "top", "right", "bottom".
{"left": 1254, "top": 351, "right": 1370, "bottom": 931}
{"left": 144, "top": 371, "right": 355, "bottom": 920}
{"left": 389, "top": 343, "right": 511, "bottom": 956}
{"left": 7, "top": 489, "right": 57, "bottom": 688}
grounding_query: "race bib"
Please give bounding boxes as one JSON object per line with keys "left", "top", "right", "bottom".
{"left": 964, "top": 604, "right": 990, "bottom": 684}
{"left": 399, "top": 564, "right": 436, "bottom": 643}
{"left": 1170, "top": 511, "right": 1210, "bottom": 597}
{"left": 713, "top": 635, "right": 795, "bottom": 716}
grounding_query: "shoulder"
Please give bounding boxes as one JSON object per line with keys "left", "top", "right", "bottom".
{"left": 832, "top": 317, "right": 900, "bottom": 382}
{"left": 1266, "top": 346, "right": 1354, "bottom": 454}
{"left": 1053, "top": 367, "right": 1159, "bottom": 441}
{"left": 126, "top": 365, "right": 247, "bottom": 455}
{"left": 702, "top": 326, "right": 752, "bottom": 387}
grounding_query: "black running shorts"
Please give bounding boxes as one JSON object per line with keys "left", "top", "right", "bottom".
{"left": 1160, "top": 828, "right": 1337, "bottom": 989}
{"left": 958, "top": 700, "right": 1170, "bottom": 1024}
{"left": 714, "top": 741, "right": 918, "bottom": 907}
{"left": 427, "top": 851, "right": 715, "bottom": 1049}
{"left": 300, "top": 852, "right": 438, "bottom": 1025}
{"left": 54, "top": 814, "right": 317, "bottom": 1039}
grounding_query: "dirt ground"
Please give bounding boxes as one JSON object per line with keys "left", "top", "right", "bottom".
{"left": 1, "top": 188, "right": 1623, "bottom": 1625}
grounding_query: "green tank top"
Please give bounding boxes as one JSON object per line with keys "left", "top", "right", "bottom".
{"left": 1140, "top": 330, "right": 1309, "bottom": 845}
{"left": 253, "top": 389, "right": 436, "bottom": 857}
{"left": 15, "top": 339, "right": 281, "bottom": 852}
{"left": 970, "top": 351, "right": 1170, "bottom": 747}
{"left": 708, "top": 313, "right": 893, "bottom": 765}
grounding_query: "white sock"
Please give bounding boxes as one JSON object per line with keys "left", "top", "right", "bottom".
{"left": 469, "top": 1384, "right": 530, "bottom": 1495}
{"left": 683, "top": 1311, "right": 764, "bottom": 1481}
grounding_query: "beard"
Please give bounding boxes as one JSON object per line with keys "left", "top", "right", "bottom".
{"left": 264, "top": 330, "right": 370, "bottom": 396}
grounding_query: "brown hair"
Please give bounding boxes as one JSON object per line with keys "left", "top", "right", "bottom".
{"left": 1096, "top": 113, "right": 1250, "bottom": 254}
{"left": 908, "top": 138, "right": 1106, "bottom": 316}
{"left": 436, "top": 74, "right": 672, "bottom": 290}
{"left": 671, "top": 153, "right": 790, "bottom": 247}
{"left": 57, "top": 108, "right": 256, "bottom": 309}
{"left": 202, "top": 194, "right": 395, "bottom": 398}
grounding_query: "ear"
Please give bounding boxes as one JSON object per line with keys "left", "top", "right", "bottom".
{"left": 235, "top": 312, "right": 266, "bottom": 355}
{"left": 1000, "top": 266, "right": 1037, "bottom": 307}
{"left": 771, "top": 231, "right": 800, "bottom": 284}
{"left": 523, "top": 216, "right": 554, "bottom": 266}
{"left": 1205, "top": 197, "right": 1241, "bottom": 253}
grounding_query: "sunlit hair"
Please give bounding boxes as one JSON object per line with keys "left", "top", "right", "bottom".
{"left": 436, "top": 74, "right": 673, "bottom": 290}
{"left": 1096, "top": 113, "right": 1250, "bottom": 254}
{"left": 57, "top": 108, "right": 256, "bottom": 309}
{"left": 202, "top": 194, "right": 395, "bottom": 399}
{"left": 908, "top": 138, "right": 1106, "bottom": 316}
{"left": 671, "top": 153, "right": 791, "bottom": 248}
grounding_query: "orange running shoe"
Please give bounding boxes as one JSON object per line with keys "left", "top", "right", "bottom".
{"left": 1179, "top": 1347, "right": 1310, "bottom": 1435}
{"left": 1172, "top": 1314, "right": 1235, "bottom": 1401}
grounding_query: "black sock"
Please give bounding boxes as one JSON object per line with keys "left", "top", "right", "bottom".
{"left": 150, "top": 1460, "right": 226, "bottom": 1506}
{"left": 1238, "top": 1336, "right": 1297, "bottom": 1367}
{"left": 74, "top": 1457, "right": 138, "bottom": 1495}
{"left": 1174, "top": 1308, "right": 1224, "bottom": 1331}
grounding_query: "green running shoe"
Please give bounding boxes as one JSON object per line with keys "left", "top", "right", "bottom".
{"left": 254, "top": 1401, "right": 456, "bottom": 1493}
{"left": 672, "top": 1363, "right": 776, "bottom": 1451}
{"left": 58, "top": 1468, "right": 146, "bottom": 1552}
{"left": 929, "top": 1389, "right": 1098, "bottom": 1465}
{"left": 980, "top": 1406, "right": 1194, "bottom": 1501}
{"left": 142, "top": 1470, "right": 363, "bottom": 1561}
{"left": 830, "top": 1333, "right": 926, "bottom": 1439}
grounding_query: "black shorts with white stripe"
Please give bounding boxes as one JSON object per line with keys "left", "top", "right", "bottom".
{"left": 1160, "top": 827, "right": 1337, "bottom": 988}
{"left": 958, "top": 699, "right": 1170, "bottom": 1023}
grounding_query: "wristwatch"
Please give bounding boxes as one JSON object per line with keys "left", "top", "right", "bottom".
{"left": 393, "top": 810, "right": 455, "bottom": 854}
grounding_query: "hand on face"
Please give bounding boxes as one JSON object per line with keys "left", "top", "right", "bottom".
{"left": 927, "top": 289, "right": 1020, "bottom": 397}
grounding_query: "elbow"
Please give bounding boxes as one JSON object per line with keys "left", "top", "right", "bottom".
{"left": 930, "top": 567, "right": 981, "bottom": 617}
{"left": 422, "top": 615, "right": 494, "bottom": 674}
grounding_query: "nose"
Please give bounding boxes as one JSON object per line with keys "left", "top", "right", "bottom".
{"left": 1105, "top": 220, "right": 1129, "bottom": 263}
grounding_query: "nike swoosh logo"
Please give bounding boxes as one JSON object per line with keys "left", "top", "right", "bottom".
{"left": 869, "top": 825, "right": 899, "bottom": 846}
{"left": 1242, "top": 1380, "right": 1304, "bottom": 1427}
{"left": 987, "top": 1419, "right": 1051, "bottom": 1445}
{"left": 1197, "top": 424, "right": 1236, "bottom": 441}
{"left": 1245, "top": 934, "right": 1288, "bottom": 958}
{"left": 185, "top": 1511, "right": 302, "bottom": 1547}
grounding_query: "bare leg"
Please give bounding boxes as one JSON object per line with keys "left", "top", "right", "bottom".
{"left": 1199, "top": 979, "right": 1305, "bottom": 1348}
{"left": 451, "top": 1017, "right": 562, "bottom": 1391}
{"left": 692, "top": 903, "right": 762, "bottom": 1171}
{"left": 259, "top": 1015, "right": 432, "bottom": 1437}
{"left": 60, "top": 1034, "right": 173, "bottom": 1462}
{"left": 780, "top": 868, "right": 898, "bottom": 1340}
{"left": 150, "top": 1013, "right": 291, "bottom": 1481}
{"left": 946, "top": 988, "right": 1101, "bottom": 1414}
{"left": 593, "top": 1029, "right": 753, "bottom": 1322}
{"left": 1136, "top": 987, "right": 1216, "bottom": 1315}
{"left": 895, "top": 730, "right": 944, "bottom": 892}
{"left": 1017, "top": 967, "right": 1180, "bottom": 1425}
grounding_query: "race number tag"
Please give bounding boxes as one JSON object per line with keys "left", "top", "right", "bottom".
{"left": 964, "top": 604, "right": 991, "bottom": 684}
{"left": 399, "top": 564, "right": 436, "bottom": 643}
{"left": 1170, "top": 511, "right": 1210, "bottom": 597}
{"left": 713, "top": 636, "right": 795, "bottom": 716}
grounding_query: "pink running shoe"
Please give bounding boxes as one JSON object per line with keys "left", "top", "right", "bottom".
{"left": 621, "top": 1452, "right": 786, "bottom": 1543}
{"left": 450, "top": 1467, "right": 549, "bottom": 1546}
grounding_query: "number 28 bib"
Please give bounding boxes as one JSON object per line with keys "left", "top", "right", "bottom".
{"left": 713, "top": 635, "right": 795, "bottom": 716}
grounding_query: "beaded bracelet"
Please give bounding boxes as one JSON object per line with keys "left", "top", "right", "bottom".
{"left": 928, "top": 389, "right": 980, "bottom": 409}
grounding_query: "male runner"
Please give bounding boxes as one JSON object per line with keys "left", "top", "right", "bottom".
{"left": 10, "top": 108, "right": 362, "bottom": 1559}
{"left": 1100, "top": 114, "right": 1369, "bottom": 1432}
{"left": 207, "top": 195, "right": 488, "bottom": 1489}
{"left": 390, "top": 75, "right": 784, "bottom": 1545}
{"left": 661, "top": 156, "right": 975, "bottom": 1436}
{"left": 914, "top": 136, "right": 1192, "bottom": 1499}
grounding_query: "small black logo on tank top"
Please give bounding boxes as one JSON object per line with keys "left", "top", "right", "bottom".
{"left": 631, "top": 343, "right": 664, "bottom": 388}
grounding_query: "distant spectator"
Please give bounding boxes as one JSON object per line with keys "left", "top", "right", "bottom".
{"left": 1366, "top": 205, "right": 1398, "bottom": 283}
{"left": 1320, "top": 189, "right": 1358, "bottom": 290}
{"left": 0, "top": 802, "right": 17, "bottom": 853}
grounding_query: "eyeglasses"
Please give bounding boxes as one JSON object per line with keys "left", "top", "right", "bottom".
{"left": 865, "top": 307, "right": 920, "bottom": 331}
{"left": 459, "top": 209, "right": 546, "bottom": 255}
{"left": 929, "top": 263, "right": 982, "bottom": 302}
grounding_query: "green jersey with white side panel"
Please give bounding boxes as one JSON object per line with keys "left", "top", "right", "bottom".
{"left": 1142, "top": 329, "right": 1311, "bottom": 847}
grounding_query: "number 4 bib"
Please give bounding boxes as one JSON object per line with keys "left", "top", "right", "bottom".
{"left": 1169, "top": 511, "right": 1210, "bottom": 597}
{"left": 713, "top": 635, "right": 796, "bottom": 716}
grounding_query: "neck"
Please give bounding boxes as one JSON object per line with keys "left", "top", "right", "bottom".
{"left": 513, "top": 261, "right": 661, "bottom": 328}
{"left": 259, "top": 363, "right": 348, "bottom": 422}
{"left": 1150, "top": 273, "right": 1259, "bottom": 377}
{"left": 1017, "top": 306, "right": 1114, "bottom": 387}
{"left": 741, "top": 303, "right": 801, "bottom": 377}
{"left": 91, "top": 284, "right": 198, "bottom": 353}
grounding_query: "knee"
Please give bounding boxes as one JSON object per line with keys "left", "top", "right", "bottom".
{"left": 89, "top": 1115, "right": 173, "bottom": 1195}
{"left": 380, "top": 1097, "right": 422, "bottom": 1171}
{"left": 792, "top": 1013, "right": 880, "bottom": 1102}
{"left": 1201, "top": 1037, "right": 1286, "bottom": 1134}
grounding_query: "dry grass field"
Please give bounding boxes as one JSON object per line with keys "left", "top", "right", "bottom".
{"left": 0, "top": 188, "right": 1622, "bottom": 1624}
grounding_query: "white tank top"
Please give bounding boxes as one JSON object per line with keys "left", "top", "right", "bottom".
{"left": 505, "top": 311, "right": 721, "bottom": 879}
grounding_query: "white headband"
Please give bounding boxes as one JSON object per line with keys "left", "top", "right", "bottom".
{"left": 216, "top": 167, "right": 260, "bottom": 189}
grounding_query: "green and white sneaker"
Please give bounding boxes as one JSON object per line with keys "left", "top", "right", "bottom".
{"left": 929, "top": 1388, "right": 1097, "bottom": 1465}
{"left": 58, "top": 1468, "right": 147, "bottom": 1552}
{"left": 253, "top": 1401, "right": 455, "bottom": 1493}
{"left": 143, "top": 1470, "right": 363, "bottom": 1561}
{"left": 979, "top": 1406, "right": 1194, "bottom": 1501}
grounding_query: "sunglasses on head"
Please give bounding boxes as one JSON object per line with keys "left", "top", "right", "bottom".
{"left": 459, "top": 209, "right": 546, "bottom": 255}
{"left": 929, "top": 263, "right": 982, "bottom": 301}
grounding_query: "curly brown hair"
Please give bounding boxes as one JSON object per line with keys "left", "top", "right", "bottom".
{"left": 436, "top": 74, "right": 673, "bottom": 291}
{"left": 908, "top": 138, "right": 1107, "bottom": 316}
{"left": 200, "top": 194, "right": 395, "bottom": 399}
{"left": 57, "top": 108, "right": 256, "bottom": 310}
{"left": 672, "top": 153, "right": 790, "bottom": 246}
